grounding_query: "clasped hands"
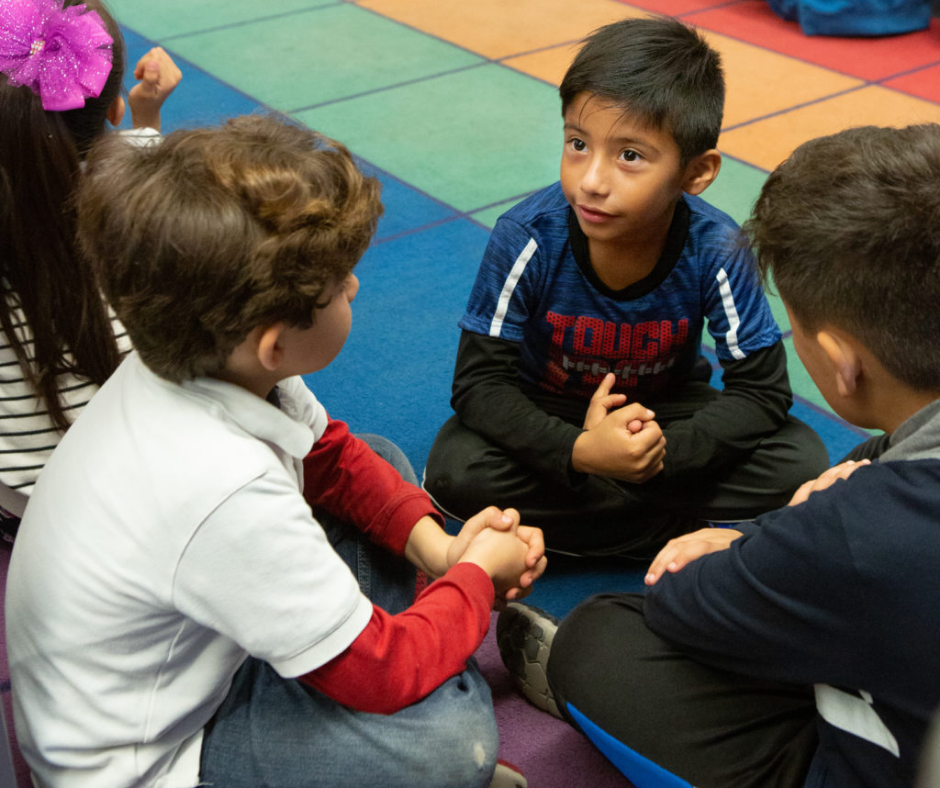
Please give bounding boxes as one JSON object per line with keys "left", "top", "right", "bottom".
{"left": 571, "top": 372, "right": 665, "bottom": 483}
{"left": 450, "top": 507, "right": 547, "bottom": 605}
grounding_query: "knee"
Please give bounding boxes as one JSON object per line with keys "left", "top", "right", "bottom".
{"left": 771, "top": 417, "right": 831, "bottom": 490}
{"left": 426, "top": 725, "right": 499, "bottom": 788}
{"left": 423, "top": 460, "right": 486, "bottom": 519}
{"left": 356, "top": 433, "right": 417, "bottom": 485}
{"left": 407, "top": 678, "right": 499, "bottom": 788}
{"left": 548, "top": 594, "right": 647, "bottom": 714}
{"left": 424, "top": 420, "right": 495, "bottom": 517}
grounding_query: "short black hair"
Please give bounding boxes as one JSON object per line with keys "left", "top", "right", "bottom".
{"left": 747, "top": 124, "right": 940, "bottom": 392}
{"left": 559, "top": 16, "right": 724, "bottom": 164}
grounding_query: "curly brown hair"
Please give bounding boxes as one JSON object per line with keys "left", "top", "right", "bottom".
{"left": 77, "top": 115, "right": 383, "bottom": 382}
{"left": 746, "top": 124, "right": 940, "bottom": 392}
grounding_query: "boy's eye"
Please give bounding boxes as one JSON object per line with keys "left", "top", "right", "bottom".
{"left": 570, "top": 138, "right": 586, "bottom": 152}
{"left": 620, "top": 149, "right": 641, "bottom": 162}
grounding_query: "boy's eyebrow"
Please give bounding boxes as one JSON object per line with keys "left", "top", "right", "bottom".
{"left": 564, "top": 122, "right": 660, "bottom": 151}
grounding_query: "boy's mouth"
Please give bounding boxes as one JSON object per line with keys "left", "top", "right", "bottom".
{"left": 578, "top": 205, "right": 614, "bottom": 223}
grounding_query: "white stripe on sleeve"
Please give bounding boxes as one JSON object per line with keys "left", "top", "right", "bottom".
{"left": 489, "top": 238, "right": 538, "bottom": 338}
{"left": 716, "top": 267, "right": 746, "bottom": 360}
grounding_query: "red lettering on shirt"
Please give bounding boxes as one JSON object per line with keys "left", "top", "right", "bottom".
{"left": 541, "top": 312, "right": 690, "bottom": 397}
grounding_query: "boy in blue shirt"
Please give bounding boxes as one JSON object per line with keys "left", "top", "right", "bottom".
{"left": 500, "top": 123, "right": 940, "bottom": 788}
{"left": 424, "top": 16, "right": 827, "bottom": 556}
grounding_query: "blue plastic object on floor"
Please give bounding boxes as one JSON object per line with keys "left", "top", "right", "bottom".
{"left": 567, "top": 704, "right": 694, "bottom": 788}
{"left": 766, "top": 0, "right": 930, "bottom": 36}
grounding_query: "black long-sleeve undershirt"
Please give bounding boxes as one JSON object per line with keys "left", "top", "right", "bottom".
{"left": 450, "top": 329, "right": 794, "bottom": 487}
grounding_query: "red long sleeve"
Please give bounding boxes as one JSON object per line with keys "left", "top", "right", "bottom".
{"left": 303, "top": 417, "right": 444, "bottom": 555}
{"left": 300, "top": 562, "right": 494, "bottom": 714}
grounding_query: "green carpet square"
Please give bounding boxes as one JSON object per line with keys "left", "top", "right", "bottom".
{"left": 162, "top": 4, "right": 482, "bottom": 113}
{"left": 701, "top": 155, "right": 768, "bottom": 227}
{"left": 784, "top": 335, "right": 833, "bottom": 415}
{"left": 296, "top": 64, "right": 561, "bottom": 213}
{"left": 106, "top": 0, "right": 333, "bottom": 41}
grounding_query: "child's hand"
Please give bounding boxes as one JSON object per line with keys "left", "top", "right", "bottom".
{"left": 583, "top": 373, "right": 628, "bottom": 430}
{"left": 128, "top": 47, "right": 182, "bottom": 132}
{"left": 503, "top": 524, "right": 547, "bottom": 603}
{"left": 572, "top": 402, "right": 664, "bottom": 483}
{"left": 644, "top": 527, "right": 743, "bottom": 586}
{"left": 458, "top": 525, "right": 533, "bottom": 598}
{"left": 447, "top": 506, "right": 520, "bottom": 569}
{"left": 448, "top": 508, "right": 547, "bottom": 600}
{"left": 787, "top": 459, "right": 871, "bottom": 507}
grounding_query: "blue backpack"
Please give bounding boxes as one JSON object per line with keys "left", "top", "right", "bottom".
{"left": 767, "top": 0, "right": 930, "bottom": 36}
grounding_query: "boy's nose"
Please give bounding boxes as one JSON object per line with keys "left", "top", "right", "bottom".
{"left": 580, "top": 157, "right": 609, "bottom": 196}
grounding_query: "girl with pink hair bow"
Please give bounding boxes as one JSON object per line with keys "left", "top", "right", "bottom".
{"left": 0, "top": 0, "right": 181, "bottom": 539}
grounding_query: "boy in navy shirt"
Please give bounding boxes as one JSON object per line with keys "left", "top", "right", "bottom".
{"left": 501, "top": 123, "right": 940, "bottom": 788}
{"left": 424, "top": 16, "right": 826, "bottom": 555}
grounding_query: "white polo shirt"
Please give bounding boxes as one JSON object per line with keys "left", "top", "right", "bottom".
{"left": 6, "top": 353, "right": 373, "bottom": 788}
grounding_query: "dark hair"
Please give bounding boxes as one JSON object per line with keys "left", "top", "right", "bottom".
{"left": 559, "top": 16, "right": 724, "bottom": 164}
{"left": 746, "top": 124, "right": 940, "bottom": 392}
{"left": 77, "top": 115, "right": 384, "bottom": 382}
{"left": 0, "top": 0, "right": 125, "bottom": 433}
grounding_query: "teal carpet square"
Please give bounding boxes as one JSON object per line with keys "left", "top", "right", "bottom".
{"left": 106, "top": 0, "right": 335, "bottom": 42}
{"left": 295, "top": 63, "right": 562, "bottom": 213}
{"left": 163, "top": 4, "right": 483, "bottom": 113}
{"left": 120, "top": 28, "right": 264, "bottom": 133}
{"left": 701, "top": 154, "right": 768, "bottom": 227}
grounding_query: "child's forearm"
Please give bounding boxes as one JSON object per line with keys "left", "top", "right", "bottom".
{"left": 403, "top": 516, "right": 453, "bottom": 578}
{"left": 299, "top": 563, "right": 493, "bottom": 714}
{"left": 303, "top": 419, "right": 444, "bottom": 554}
{"left": 452, "top": 331, "right": 584, "bottom": 485}
{"left": 662, "top": 341, "right": 792, "bottom": 476}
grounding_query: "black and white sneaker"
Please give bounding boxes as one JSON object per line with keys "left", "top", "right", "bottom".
{"left": 496, "top": 603, "right": 562, "bottom": 719}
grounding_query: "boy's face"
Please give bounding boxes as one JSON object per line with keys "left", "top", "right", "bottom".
{"left": 286, "top": 273, "right": 359, "bottom": 375}
{"left": 560, "top": 92, "right": 689, "bottom": 250}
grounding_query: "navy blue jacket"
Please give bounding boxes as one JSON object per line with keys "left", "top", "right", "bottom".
{"left": 645, "top": 399, "right": 940, "bottom": 787}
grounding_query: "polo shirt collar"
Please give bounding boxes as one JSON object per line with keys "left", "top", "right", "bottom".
{"left": 178, "top": 371, "right": 315, "bottom": 460}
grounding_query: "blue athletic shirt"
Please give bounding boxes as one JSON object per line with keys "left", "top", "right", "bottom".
{"left": 459, "top": 182, "right": 780, "bottom": 403}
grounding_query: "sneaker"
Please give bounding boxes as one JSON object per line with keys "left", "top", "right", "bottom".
{"left": 488, "top": 759, "right": 527, "bottom": 788}
{"left": 496, "top": 602, "right": 562, "bottom": 719}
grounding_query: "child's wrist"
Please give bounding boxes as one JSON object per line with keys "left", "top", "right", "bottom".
{"left": 130, "top": 106, "right": 161, "bottom": 132}
{"left": 405, "top": 517, "right": 453, "bottom": 577}
{"left": 571, "top": 432, "right": 592, "bottom": 474}
{"left": 456, "top": 554, "right": 498, "bottom": 580}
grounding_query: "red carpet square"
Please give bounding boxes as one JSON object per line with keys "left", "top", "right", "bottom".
{"left": 685, "top": 1, "right": 940, "bottom": 81}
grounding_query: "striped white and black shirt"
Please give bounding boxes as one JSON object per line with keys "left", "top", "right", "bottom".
{"left": 0, "top": 300, "right": 130, "bottom": 498}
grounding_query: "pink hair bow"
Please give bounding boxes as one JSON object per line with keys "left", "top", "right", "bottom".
{"left": 0, "top": 0, "right": 113, "bottom": 111}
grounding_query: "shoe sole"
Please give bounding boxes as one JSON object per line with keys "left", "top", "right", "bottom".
{"left": 496, "top": 603, "right": 562, "bottom": 719}
{"left": 488, "top": 761, "right": 527, "bottom": 788}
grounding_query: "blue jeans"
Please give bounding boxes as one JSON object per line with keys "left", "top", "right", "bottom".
{"left": 199, "top": 435, "right": 498, "bottom": 788}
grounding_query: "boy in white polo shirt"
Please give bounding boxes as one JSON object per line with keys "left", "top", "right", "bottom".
{"left": 6, "top": 115, "right": 546, "bottom": 788}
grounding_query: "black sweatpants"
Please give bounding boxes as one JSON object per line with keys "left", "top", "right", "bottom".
{"left": 548, "top": 593, "right": 819, "bottom": 787}
{"left": 425, "top": 382, "right": 829, "bottom": 555}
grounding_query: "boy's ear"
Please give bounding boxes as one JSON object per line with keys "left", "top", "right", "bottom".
{"left": 106, "top": 95, "right": 126, "bottom": 127}
{"left": 256, "top": 323, "right": 288, "bottom": 373}
{"left": 682, "top": 149, "right": 721, "bottom": 196}
{"left": 817, "top": 329, "right": 861, "bottom": 398}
